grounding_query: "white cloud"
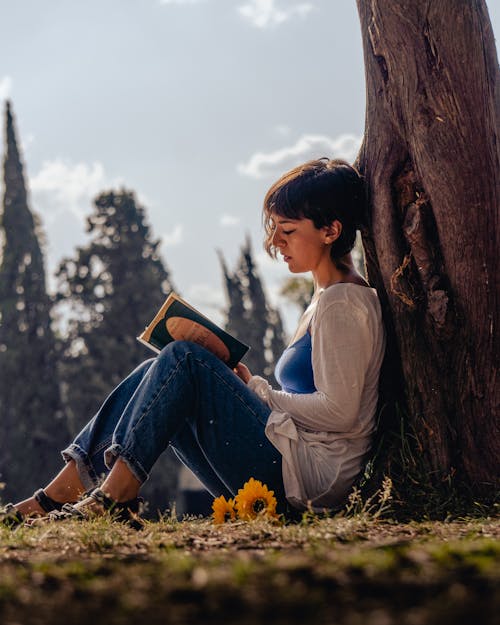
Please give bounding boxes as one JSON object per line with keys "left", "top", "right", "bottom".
{"left": 0, "top": 76, "right": 12, "bottom": 100}
{"left": 161, "top": 223, "right": 184, "bottom": 247}
{"left": 220, "top": 214, "right": 240, "bottom": 227}
{"left": 238, "top": 0, "right": 313, "bottom": 29}
{"left": 30, "top": 159, "right": 115, "bottom": 222}
{"left": 237, "top": 133, "right": 362, "bottom": 179}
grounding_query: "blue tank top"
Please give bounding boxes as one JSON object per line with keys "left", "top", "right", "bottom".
{"left": 275, "top": 332, "right": 316, "bottom": 394}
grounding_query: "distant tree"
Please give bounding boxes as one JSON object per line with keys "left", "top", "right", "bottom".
{"left": 0, "top": 101, "right": 68, "bottom": 500}
{"left": 218, "top": 236, "right": 286, "bottom": 380}
{"left": 279, "top": 277, "right": 314, "bottom": 315}
{"left": 56, "top": 190, "right": 173, "bottom": 427}
{"left": 56, "top": 189, "right": 179, "bottom": 513}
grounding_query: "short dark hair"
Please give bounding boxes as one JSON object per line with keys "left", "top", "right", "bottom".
{"left": 263, "top": 158, "right": 366, "bottom": 261}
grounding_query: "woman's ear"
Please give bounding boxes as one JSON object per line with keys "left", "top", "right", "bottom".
{"left": 323, "top": 220, "right": 342, "bottom": 244}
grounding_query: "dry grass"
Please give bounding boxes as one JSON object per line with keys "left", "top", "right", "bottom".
{"left": 0, "top": 512, "right": 498, "bottom": 625}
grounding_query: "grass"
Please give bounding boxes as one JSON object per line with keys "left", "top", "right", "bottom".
{"left": 0, "top": 511, "right": 498, "bottom": 625}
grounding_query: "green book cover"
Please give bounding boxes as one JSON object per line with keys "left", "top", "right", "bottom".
{"left": 137, "top": 292, "right": 249, "bottom": 369}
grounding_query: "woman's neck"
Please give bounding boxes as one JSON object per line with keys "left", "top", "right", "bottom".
{"left": 312, "top": 253, "right": 366, "bottom": 293}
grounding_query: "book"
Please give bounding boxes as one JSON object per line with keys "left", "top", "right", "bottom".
{"left": 137, "top": 292, "right": 249, "bottom": 369}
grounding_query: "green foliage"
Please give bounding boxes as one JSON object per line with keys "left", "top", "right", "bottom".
{"left": 219, "top": 236, "right": 286, "bottom": 380}
{"left": 0, "top": 101, "right": 68, "bottom": 499}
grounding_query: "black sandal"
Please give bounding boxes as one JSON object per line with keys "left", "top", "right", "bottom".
{"left": 0, "top": 488, "right": 68, "bottom": 529}
{"left": 48, "top": 488, "right": 144, "bottom": 530}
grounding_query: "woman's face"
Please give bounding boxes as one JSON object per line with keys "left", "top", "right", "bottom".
{"left": 270, "top": 215, "right": 335, "bottom": 274}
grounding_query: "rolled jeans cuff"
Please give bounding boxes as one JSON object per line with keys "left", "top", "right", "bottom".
{"left": 104, "top": 443, "right": 149, "bottom": 484}
{"left": 61, "top": 444, "right": 101, "bottom": 491}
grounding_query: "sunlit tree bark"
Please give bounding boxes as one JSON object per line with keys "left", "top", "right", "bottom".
{"left": 355, "top": 0, "right": 499, "bottom": 495}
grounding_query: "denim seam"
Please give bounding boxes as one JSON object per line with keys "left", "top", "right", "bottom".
{"left": 118, "top": 448, "right": 149, "bottom": 484}
{"left": 104, "top": 443, "right": 149, "bottom": 484}
{"left": 61, "top": 443, "right": 100, "bottom": 490}
{"left": 92, "top": 435, "right": 113, "bottom": 455}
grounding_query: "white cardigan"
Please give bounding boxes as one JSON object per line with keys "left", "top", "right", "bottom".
{"left": 248, "top": 283, "right": 386, "bottom": 512}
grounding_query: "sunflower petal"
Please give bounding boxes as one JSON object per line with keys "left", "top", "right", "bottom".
{"left": 212, "top": 495, "right": 236, "bottom": 524}
{"left": 234, "top": 478, "right": 278, "bottom": 521}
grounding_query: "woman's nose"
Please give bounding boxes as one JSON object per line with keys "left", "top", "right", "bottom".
{"left": 272, "top": 230, "right": 284, "bottom": 248}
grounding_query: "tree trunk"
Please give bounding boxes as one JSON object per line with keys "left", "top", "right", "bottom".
{"left": 355, "top": 0, "right": 499, "bottom": 493}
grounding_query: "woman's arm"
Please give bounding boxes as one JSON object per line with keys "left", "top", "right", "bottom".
{"left": 248, "top": 298, "right": 373, "bottom": 433}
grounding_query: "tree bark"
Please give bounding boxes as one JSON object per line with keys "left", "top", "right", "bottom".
{"left": 355, "top": 0, "right": 499, "bottom": 491}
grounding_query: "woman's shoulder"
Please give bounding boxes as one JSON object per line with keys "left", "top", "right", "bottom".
{"left": 312, "top": 283, "right": 382, "bottom": 332}
{"left": 319, "top": 282, "right": 379, "bottom": 309}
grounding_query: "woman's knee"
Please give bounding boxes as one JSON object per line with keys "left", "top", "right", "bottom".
{"left": 158, "top": 340, "right": 212, "bottom": 364}
{"left": 154, "top": 341, "right": 230, "bottom": 390}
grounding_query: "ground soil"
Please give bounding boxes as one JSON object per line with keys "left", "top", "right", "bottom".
{"left": 0, "top": 515, "right": 498, "bottom": 625}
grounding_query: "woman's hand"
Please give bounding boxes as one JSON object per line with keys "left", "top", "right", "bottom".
{"left": 233, "top": 362, "right": 252, "bottom": 384}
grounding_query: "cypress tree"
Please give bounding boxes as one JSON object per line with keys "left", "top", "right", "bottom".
{"left": 0, "top": 101, "right": 67, "bottom": 500}
{"left": 217, "top": 250, "right": 246, "bottom": 341}
{"left": 219, "top": 236, "right": 286, "bottom": 380}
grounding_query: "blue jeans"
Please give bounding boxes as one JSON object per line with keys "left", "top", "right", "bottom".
{"left": 62, "top": 341, "right": 288, "bottom": 511}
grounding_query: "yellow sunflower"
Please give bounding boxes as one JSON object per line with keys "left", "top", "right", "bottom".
{"left": 212, "top": 495, "right": 236, "bottom": 524}
{"left": 234, "top": 478, "right": 278, "bottom": 521}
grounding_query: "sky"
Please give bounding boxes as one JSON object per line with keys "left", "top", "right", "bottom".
{"left": 1, "top": 0, "right": 499, "bottom": 336}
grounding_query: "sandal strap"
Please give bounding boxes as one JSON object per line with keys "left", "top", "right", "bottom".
{"left": 90, "top": 489, "right": 142, "bottom": 514}
{"left": 42, "top": 490, "right": 143, "bottom": 529}
{"left": 33, "top": 488, "right": 65, "bottom": 513}
{"left": 0, "top": 503, "right": 24, "bottom": 528}
{"left": 90, "top": 489, "right": 144, "bottom": 530}
{"left": 90, "top": 488, "right": 119, "bottom": 511}
{"left": 48, "top": 503, "right": 86, "bottom": 522}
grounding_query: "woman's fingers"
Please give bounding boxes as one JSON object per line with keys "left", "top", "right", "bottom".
{"left": 233, "top": 362, "right": 252, "bottom": 383}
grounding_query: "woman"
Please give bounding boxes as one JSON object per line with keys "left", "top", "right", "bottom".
{"left": 1, "top": 158, "right": 385, "bottom": 527}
